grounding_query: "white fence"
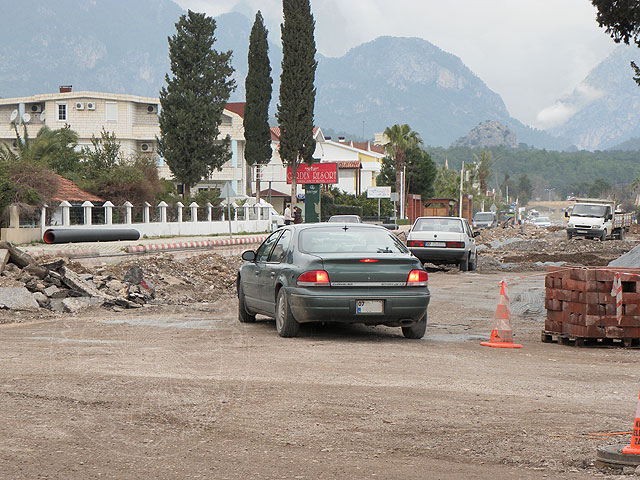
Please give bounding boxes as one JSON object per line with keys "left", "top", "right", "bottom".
{"left": 2, "top": 200, "right": 278, "bottom": 244}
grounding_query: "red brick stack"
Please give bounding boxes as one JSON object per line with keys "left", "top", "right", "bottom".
{"left": 545, "top": 266, "right": 640, "bottom": 339}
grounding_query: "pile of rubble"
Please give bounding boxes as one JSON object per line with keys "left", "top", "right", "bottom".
{"left": 0, "top": 242, "right": 244, "bottom": 315}
{"left": 476, "top": 225, "right": 638, "bottom": 271}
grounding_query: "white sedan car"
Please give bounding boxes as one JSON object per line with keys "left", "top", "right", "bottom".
{"left": 406, "top": 216, "right": 478, "bottom": 271}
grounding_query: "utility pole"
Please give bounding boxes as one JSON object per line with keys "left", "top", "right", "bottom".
{"left": 459, "top": 161, "right": 464, "bottom": 218}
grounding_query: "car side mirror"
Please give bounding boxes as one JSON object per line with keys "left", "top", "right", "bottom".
{"left": 241, "top": 250, "right": 256, "bottom": 262}
{"left": 564, "top": 211, "right": 569, "bottom": 218}
{"left": 607, "top": 214, "right": 613, "bottom": 221}
{"left": 473, "top": 231, "right": 480, "bottom": 238}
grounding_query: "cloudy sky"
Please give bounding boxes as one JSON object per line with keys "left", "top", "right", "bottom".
{"left": 175, "top": 0, "right": 618, "bottom": 128}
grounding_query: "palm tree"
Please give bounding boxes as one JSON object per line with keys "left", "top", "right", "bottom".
{"left": 383, "top": 124, "right": 423, "bottom": 216}
{"left": 472, "top": 150, "right": 499, "bottom": 195}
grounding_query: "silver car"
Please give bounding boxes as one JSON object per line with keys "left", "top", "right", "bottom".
{"left": 406, "top": 216, "right": 478, "bottom": 271}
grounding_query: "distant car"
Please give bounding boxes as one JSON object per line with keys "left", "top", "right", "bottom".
{"left": 237, "top": 224, "right": 430, "bottom": 338}
{"left": 472, "top": 211, "right": 497, "bottom": 229}
{"left": 533, "top": 216, "right": 551, "bottom": 228}
{"left": 327, "top": 215, "right": 362, "bottom": 223}
{"left": 406, "top": 216, "right": 478, "bottom": 271}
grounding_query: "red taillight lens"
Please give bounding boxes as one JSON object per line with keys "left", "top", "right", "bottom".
{"left": 446, "top": 242, "right": 464, "bottom": 248}
{"left": 407, "top": 269, "right": 428, "bottom": 286}
{"left": 297, "top": 270, "right": 330, "bottom": 286}
{"left": 359, "top": 258, "right": 379, "bottom": 263}
{"left": 407, "top": 240, "right": 423, "bottom": 247}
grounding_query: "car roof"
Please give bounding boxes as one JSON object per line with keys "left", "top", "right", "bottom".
{"left": 288, "top": 223, "right": 385, "bottom": 231}
{"left": 415, "top": 216, "right": 464, "bottom": 221}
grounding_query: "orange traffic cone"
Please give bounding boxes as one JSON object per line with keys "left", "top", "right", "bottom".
{"left": 480, "top": 280, "right": 523, "bottom": 349}
{"left": 622, "top": 391, "right": 640, "bottom": 455}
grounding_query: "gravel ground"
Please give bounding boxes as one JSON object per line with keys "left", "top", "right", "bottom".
{"left": 1, "top": 269, "right": 638, "bottom": 479}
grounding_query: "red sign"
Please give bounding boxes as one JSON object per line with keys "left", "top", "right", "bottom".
{"left": 286, "top": 162, "right": 338, "bottom": 184}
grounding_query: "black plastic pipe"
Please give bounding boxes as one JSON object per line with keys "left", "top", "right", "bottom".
{"left": 43, "top": 228, "right": 140, "bottom": 244}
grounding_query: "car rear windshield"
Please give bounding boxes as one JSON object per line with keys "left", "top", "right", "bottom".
{"left": 536, "top": 217, "right": 550, "bottom": 222}
{"left": 328, "top": 216, "right": 360, "bottom": 223}
{"left": 474, "top": 213, "right": 494, "bottom": 221}
{"left": 413, "top": 218, "right": 463, "bottom": 233}
{"left": 300, "top": 227, "right": 409, "bottom": 254}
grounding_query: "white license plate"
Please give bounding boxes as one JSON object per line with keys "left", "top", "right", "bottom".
{"left": 577, "top": 230, "right": 588, "bottom": 234}
{"left": 356, "top": 300, "right": 384, "bottom": 314}
{"left": 425, "top": 241, "right": 446, "bottom": 247}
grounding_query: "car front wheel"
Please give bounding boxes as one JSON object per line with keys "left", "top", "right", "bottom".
{"left": 402, "top": 312, "right": 427, "bottom": 339}
{"left": 275, "top": 288, "right": 299, "bottom": 337}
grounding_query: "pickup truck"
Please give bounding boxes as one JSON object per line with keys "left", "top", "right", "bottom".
{"left": 565, "top": 198, "right": 632, "bottom": 240}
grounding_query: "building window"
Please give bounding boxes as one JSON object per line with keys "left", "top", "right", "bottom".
{"left": 105, "top": 102, "right": 118, "bottom": 122}
{"left": 57, "top": 104, "right": 67, "bottom": 121}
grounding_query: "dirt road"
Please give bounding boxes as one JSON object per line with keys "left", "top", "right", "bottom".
{"left": 1, "top": 270, "right": 638, "bottom": 479}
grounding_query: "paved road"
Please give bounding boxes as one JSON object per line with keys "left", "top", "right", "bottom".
{"left": 1, "top": 270, "right": 636, "bottom": 479}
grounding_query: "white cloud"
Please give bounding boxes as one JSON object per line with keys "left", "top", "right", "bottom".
{"left": 535, "top": 102, "right": 577, "bottom": 129}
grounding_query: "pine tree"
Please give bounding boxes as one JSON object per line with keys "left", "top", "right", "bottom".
{"left": 244, "top": 11, "right": 272, "bottom": 200}
{"left": 277, "top": 0, "right": 318, "bottom": 208}
{"left": 158, "top": 10, "right": 236, "bottom": 197}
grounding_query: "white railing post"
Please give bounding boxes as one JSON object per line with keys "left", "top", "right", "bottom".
{"left": 189, "top": 202, "right": 199, "bottom": 222}
{"left": 123, "top": 201, "right": 133, "bottom": 224}
{"left": 40, "top": 204, "right": 48, "bottom": 238}
{"left": 60, "top": 201, "right": 71, "bottom": 226}
{"left": 8, "top": 204, "right": 19, "bottom": 228}
{"left": 143, "top": 202, "right": 151, "bottom": 223}
{"left": 82, "top": 201, "right": 94, "bottom": 226}
{"left": 158, "top": 201, "right": 168, "bottom": 223}
{"left": 206, "top": 202, "right": 213, "bottom": 222}
{"left": 103, "top": 201, "right": 114, "bottom": 225}
{"left": 176, "top": 202, "right": 184, "bottom": 223}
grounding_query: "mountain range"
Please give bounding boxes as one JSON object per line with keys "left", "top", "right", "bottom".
{"left": 1, "top": 0, "right": 637, "bottom": 151}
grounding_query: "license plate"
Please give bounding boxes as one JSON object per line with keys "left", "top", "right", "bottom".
{"left": 425, "top": 241, "right": 446, "bottom": 247}
{"left": 577, "top": 230, "right": 587, "bottom": 234}
{"left": 356, "top": 300, "right": 384, "bottom": 314}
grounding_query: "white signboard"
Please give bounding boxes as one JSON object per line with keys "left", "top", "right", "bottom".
{"left": 367, "top": 186, "right": 392, "bottom": 199}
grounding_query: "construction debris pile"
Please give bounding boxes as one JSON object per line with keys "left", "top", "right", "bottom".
{"left": 0, "top": 242, "right": 243, "bottom": 315}
{"left": 476, "top": 226, "right": 638, "bottom": 271}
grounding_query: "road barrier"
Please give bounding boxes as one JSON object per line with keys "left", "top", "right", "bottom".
{"left": 480, "top": 280, "right": 523, "bottom": 349}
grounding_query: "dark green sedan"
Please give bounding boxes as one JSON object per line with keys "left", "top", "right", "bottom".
{"left": 237, "top": 223, "right": 430, "bottom": 338}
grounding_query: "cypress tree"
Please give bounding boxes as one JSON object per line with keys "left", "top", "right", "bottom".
{"left": 276, "top": 0, "right": 318, "bottom": 208}
{"left": 158, "top": 10, "right": 236, "bottom": 197}
{"left": 243, "top": 11, "right": 273, "bottom": 200}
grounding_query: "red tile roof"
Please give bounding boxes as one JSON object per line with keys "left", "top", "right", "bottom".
{"left": 351, "top": 141, "right": 385, "bottom": 155}
{"left": 52, "top": 173, "right": 104, "bottom": 203}
{"left": 225, "top": 102, "right": 245, "bottom": 118}
{"left": 259, "top": 188, "right": 290, "bottom": 197}
{"left": 270, "top": 126, "right": 321, "bottom": 142}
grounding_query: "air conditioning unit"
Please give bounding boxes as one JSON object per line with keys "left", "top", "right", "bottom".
{"left": 140, "top": 143, "right": 152, "bottom": 152}
{"left": 86, "top": 102, "right": 96, "bottom": 110}
{"left": 30, "top": 104, "right": 43, "bottom": 113}
{"left": 147, "top": 104, "right": 157, "bottom": 113}
{"left": 75, "top": 102, "right": 84, "bottom": 110}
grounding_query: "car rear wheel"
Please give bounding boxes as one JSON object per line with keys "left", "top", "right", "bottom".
{"left": 275, "top": 288, "right": 299, "bottom": 337}
{"left": 237, "top": 282, "right": 256, "bottom": 323}
{"left": 402, "top": 312, "right": 427, "bottom": 339}
{"left": 460, "top": 254, "right": 469, "bottom": 271}
{"left": 619, "top": 228, "right": 625, "bottom": 240}
{"left": 469, "top": 251, "right": 478, "bottom": 271}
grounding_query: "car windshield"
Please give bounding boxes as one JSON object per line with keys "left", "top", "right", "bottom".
{"left": 474, "top": 213, "right": 493, "bottom": 221}
{"left": 300, "top": 227, "right": 408, "bottom": 254}
{"left": 328, "top": 216, "right": 360, "bottom": 223}
{"left": 572, "top": 204, "right": 607, "bottom": 217}
{"left": 535, "top": 217, "right": 550, "bottom": 223}
{"left": 413, "top": 218, "right": 463, "bottom": 233}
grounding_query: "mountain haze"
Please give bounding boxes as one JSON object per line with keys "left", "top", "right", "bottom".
{"left": 0, "top": 0, "right": 564, "bottom": 149}
{"left": 544, "top": 46, "right": 640, "bottom": 150}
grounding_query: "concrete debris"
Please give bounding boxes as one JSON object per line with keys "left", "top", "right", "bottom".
{"left": 0, "top": 249, "right": 9, "bottom": 274}
{"left": 0, "top": 242, "right": 243, "bottom": 313}
{"left": 0, "top": 287, "right": 39, "bottom": 311}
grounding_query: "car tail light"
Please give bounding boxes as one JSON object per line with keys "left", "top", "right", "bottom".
{"left": 446, "top": 241, "right": 464, "bottom": 248}
{"left": 407, "top": 240, "right": 423, "bottom": 247}
{"left": 407, "top": 269, "right": 428, "bottom": 286}
{"left": 297, "top": 270, "right": 330, "bottom": 286}
{"left": 359, "top": 258, "right": 379, "bottom": 263}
